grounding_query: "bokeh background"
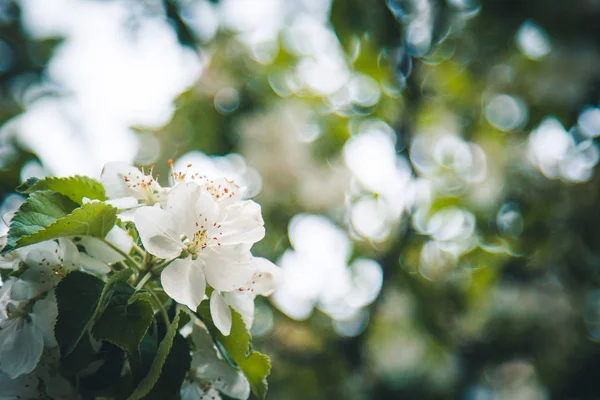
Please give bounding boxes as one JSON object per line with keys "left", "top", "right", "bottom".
{"left": 2, "top": 0, "right": 600, "bottom": 398}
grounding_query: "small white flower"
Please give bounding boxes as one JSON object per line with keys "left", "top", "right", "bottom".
{"left": 72, "top": 226, "right": 134, "bottom": 274}
{"left": 181, "top": 322, "right": 250, "bottom": 400}
{"left": 134, "top": 182, "right": 278, "bottom": 326}
{"left": 101, "top": 161, "right": 168, "bottom": 209}
{"left": 0, "top": 284, "right": 58, "bottom": 379}
{"left": 0, "top": 347, "right": 81, "bottom": 399}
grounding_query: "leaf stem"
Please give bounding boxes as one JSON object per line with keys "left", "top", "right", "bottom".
{"left": 147, "top": 287, "right": 170, "bottom": 326}
{"left": 151, "top": 258, "right": 176, "bottom": 274}
{"left": 132, "top": 243, "right": 145, "bottom": 256}
{"left": 134, "top": 271, "right": 153, "bottom": 291}
{"left": 101, "top": 238, "right": 143, "bottom": 270}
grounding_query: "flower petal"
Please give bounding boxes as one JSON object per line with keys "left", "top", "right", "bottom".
{"left": 218, "top": 201, "right": 265, "bottom": 245}
{"left": 200, "top": 249, "right": 256, "bottom": 292}
{"left": 30, "top": 291, "right": 58, "bottom": 347}
{"left": 134, "top": 206, "right": 184, "bottom": 259}
{"left": 161, "top": 258, "right": 206, "bottom": 311}
{"left": 223, "top": 291, "right": 255, "bottom": 329}
{"left": 244, "top": 257, "right": 281, "bottom": 296}
{"left": 101, "top": 162, "right": 143, "bottom": 199}
{"left": 106, "top": 196, "right": 139, "bottom": 210}
{"left": 166, "top": 183, "right": 203, "bottom": 239}
{"left": 210, "top": 290, "right": 232, "bottom": 336}
{"left": 78, "top": 253, "right": 111, "bottom": 274}
{"left": 57, "top": 238, "right": 80, "bottom": 270}
{"left": 0, "top": 319, "right": 44, "bottom": 378}
{"left": 77, "top": 226, "right": 132, "bottom": 265}
{"left": 11, "top": 261, "right": 57, "bottom": 302}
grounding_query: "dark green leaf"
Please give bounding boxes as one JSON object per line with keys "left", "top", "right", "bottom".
{"left": 55, "top": 271, "right": 105, "bottom": 355}
{"left": 60, "top": 331, "right": 98, "bottom": 376}
{"left": 17, "top": 175, "right": 106, "bottom": 204}
{"left": 78, "top": 342, "right": 128, "bottom": 395}
{"left": 145, "top": 332, "right": 191, "bottom": 400}
{"left": 127, "top": 312, "right": 181, "bottom": 400}
{"left": 92, "top": 280, "right": 154, "bottom": 355}
{"left": 198, "top": 304, "right": 272, "bottom": 399}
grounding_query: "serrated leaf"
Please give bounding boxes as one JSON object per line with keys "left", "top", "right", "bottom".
{"left": 17, "top": 175, "right": 106, "bottom": 204}
{"left": 92, "top": 280, "right": 154, "bottom": 355}
{"left": 55, "top": 271, "right": 105, "bottom": 355}
{"left": 78, "top": 342, "right": 128, "bottom": 396}
{"left": 5, "top": 200, "right": 117, "bottom": 252}
{"left": 56, "top": 269, "right": 134, "bottom": 357}
{"left": 144, "top": 332, "right": 191, "bottom": 399}
{"left": 198, "top": 305, "right": 271, "bottom": 399}
{"left": 127, "top": 312, "right": 181, "bottom": 400}
{"left": 4, "top": 191, "right": 78, "bottom": 251}
{"left": 60, "top": 331, "right": 98, "bottom": 376}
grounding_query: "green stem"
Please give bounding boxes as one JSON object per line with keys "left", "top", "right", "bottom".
{"left": 101, "top": 238, "right": 143, "bottom": 270}
{"left": 151, "top": 258, "right": 176, "bottom": 274}
{"left": 147, "top": 287, "right": 170, "bottom": 325}
{"left": 134, "top": 271, "right": 153, "bottom": 291}
{"left": 132, "top": 243, "right": 145, "bottom": 256}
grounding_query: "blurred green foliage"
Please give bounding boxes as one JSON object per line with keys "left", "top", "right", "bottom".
{"left": 3, "top": 0, "right": 600, "bottom": 398}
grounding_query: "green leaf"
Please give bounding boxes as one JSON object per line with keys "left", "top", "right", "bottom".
{"left": 4, "top": 191, "right": 78, "bottom": 252}
{"left": 144, "top": 332, "right": 191, "bottom": 400}
{"left": 127, "top": 312, "right": 181, "bottom": 400}
{"left": 92, "top": 280, "right": 154, "bottom": 356}
{"left": 4, "top": 199, "right": 117, "bottom": 252}
{"left": 78, "top": 342, "right": 128, "bottom": 396}
{"left": 198, "top": 305, "right": 272, "bottom": 399}
{"left": 60, "top": 331, "right": 98, "bottom": 377}
{"left": 55, "top": 271, "right": 105, "bottom": 355}
{"left": 17, "top": 175, "right": 107, "bottom": 204}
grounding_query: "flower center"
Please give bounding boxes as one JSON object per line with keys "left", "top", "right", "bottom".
{"left": 186, "top": 218, "right": 223, "bottom": 255}
{"left": 122, "top": 165, "right": 162, "bottom": 204}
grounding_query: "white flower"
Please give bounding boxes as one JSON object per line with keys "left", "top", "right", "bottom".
{"left": 101, "top": 161, "right": 167, "bottom": 209}
{"left": 0, "top": 283, "right": 58, "bottom": 379}
{"left": 134, "top": 182, "right": 279, "bottom": 335}
{"left": 272, "top": 214, "right": 383, "bottom": 322}
{"left": 181, "top": 322, "right": 250, "bottom": 400}
{"left": 72, "top": 226, "right": 134, "bottom": 274}
{"left": 0, "top": 347, "right": 80, "bottom": 399}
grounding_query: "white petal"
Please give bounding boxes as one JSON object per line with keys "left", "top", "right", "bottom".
{"left": 106, "top": 196, "right": 140, "bottom": 210}
{"left": 212, "top": 177, "right": 244, "bottom": 205}
{"left": 101, "top": 162, "right": 143, "bottom": 199}
{"left": 0, "top": 319, "right": 44, "bottom": 378}
{"left": 0, "top": 279, "right": 14, "bottom": 320}
{"left": 166, "top": 183, "right": 203, "bottom": 239}
{"left": 161, "top": 258, "right": 206, "bottom": 311}
{"left": 57, "top": 238, "right": 80, "bottom": 270}
{"left": 30, "top": 291, "right": 58, "bottom": 347}
{"left": 190, "top": 323, "right": 250, "bottom": 399}
{"left": 218, "top": 201, "right": 265, "bottom": 245}
{"left": 180, "top": 381, "right": 207, "bottom": 400}
{"left": 11, "top": 262, "right": 57, "bottom": 302}
{"left": 223, "top": 291, "right": 255, "bottom": 329}
{"left": 210, "top": 290, "right": 232, "bottom": 336}
{"left": 134, "top": 206, "right": 184, "bottom": 259}
{"left": 78, "top": 253, "right": 111, "bottom": 274}
{"left": 0, "top": 369, "right": 39, "bottom": 399}
{"left": 77, "top": 226, "right": 132, "bottom": 265}
{"left": 195, "top": 187, "right": 221, "bottom": 224}
{"left": 201, "top": 250, "right": 256, "bottom": 292}
{"left": 244, "top": 257, "right": 281, "bottom": 296}
{"left": 1, "top": 211, "right": 16, "bottom": 227}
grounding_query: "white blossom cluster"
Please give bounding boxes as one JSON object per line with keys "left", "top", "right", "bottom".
{"left": 0, "top": 161, "right": 280, "bottom": 399}
{"left": 0, "top": 234, "right": 132, "bottom": 383}
{"left": 101, "top": 161, "right": 279, "bottom": 336}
